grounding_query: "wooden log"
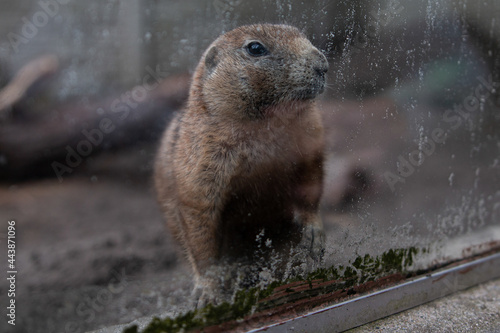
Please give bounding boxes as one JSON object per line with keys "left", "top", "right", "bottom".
{"left": 0, "top": 55, "right": 59, "bottom": 115}
{"left": 0, "top": 73, "right": 190, "bottom": 181}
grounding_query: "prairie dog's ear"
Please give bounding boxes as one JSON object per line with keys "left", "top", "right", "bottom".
{"left": 204, "top": 46, "right": 218, "bottom": 74}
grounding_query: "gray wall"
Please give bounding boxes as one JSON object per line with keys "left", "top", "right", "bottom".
{"left": 0, "top": 0, "right": 498, "bottom": 101}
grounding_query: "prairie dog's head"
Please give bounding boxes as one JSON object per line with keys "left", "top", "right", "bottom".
{"left": 190, "top": 24, "right": 329, "bottom": 120}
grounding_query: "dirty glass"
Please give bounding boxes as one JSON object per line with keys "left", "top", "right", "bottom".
{"left": 0, "top": 0, "right": 498, "bottom": 332}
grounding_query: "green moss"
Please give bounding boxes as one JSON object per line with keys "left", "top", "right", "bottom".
{"left": 257, "top": 280, "right": 281, "bottom": 299}
{"left": 124, "top": 246, "right": 423, "bottom": 333}
{"left": 305, "top": 265, "right": 340, "bottom": 282}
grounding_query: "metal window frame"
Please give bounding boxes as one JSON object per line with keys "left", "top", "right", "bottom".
{"left": 251, "top": 251, "right": 500, "bottom": 333}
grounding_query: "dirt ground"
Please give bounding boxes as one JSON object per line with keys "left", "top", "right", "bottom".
{"left": 0, "top": 144, "right": 193, "bottom": 333}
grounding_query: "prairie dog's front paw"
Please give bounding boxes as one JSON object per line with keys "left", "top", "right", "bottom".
{"left": 196, "top": 288, "right": 221, "bottom": 308}
{"left": 193, "top": 276, "right": 221, "bottom": 308}
{"left": 300, "top": 223, "right": 325, "bottom": 262}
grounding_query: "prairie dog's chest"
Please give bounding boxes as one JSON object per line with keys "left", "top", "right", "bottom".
{"left": 234, "top": 122, "right": 307, "bottom": 166}
{"left": 181, "top": 110, "right": 323, "bottom": 184}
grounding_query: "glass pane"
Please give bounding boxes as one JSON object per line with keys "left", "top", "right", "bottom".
{"left": 0, "top": 1, "right": 498, "bottom": 332}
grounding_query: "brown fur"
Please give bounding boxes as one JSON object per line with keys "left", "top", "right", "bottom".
{"left": 154, "top": 24, "right": 328, "bottom": 305}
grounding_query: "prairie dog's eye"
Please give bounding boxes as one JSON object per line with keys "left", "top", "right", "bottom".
{"left": 246, "top": 41, "right": 269, "bottom": 57}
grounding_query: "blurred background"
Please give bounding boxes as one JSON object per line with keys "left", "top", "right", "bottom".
{"left": 0, "top": 0, "right": 499, "bottom": 332}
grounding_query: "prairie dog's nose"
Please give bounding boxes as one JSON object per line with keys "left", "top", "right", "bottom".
{"left": 311, "top": 48, "right": 329, "bottom": 76}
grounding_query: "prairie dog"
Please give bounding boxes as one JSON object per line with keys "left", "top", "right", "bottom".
{"left": 155, "top": 24, "right": 328, "bottom": 305}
